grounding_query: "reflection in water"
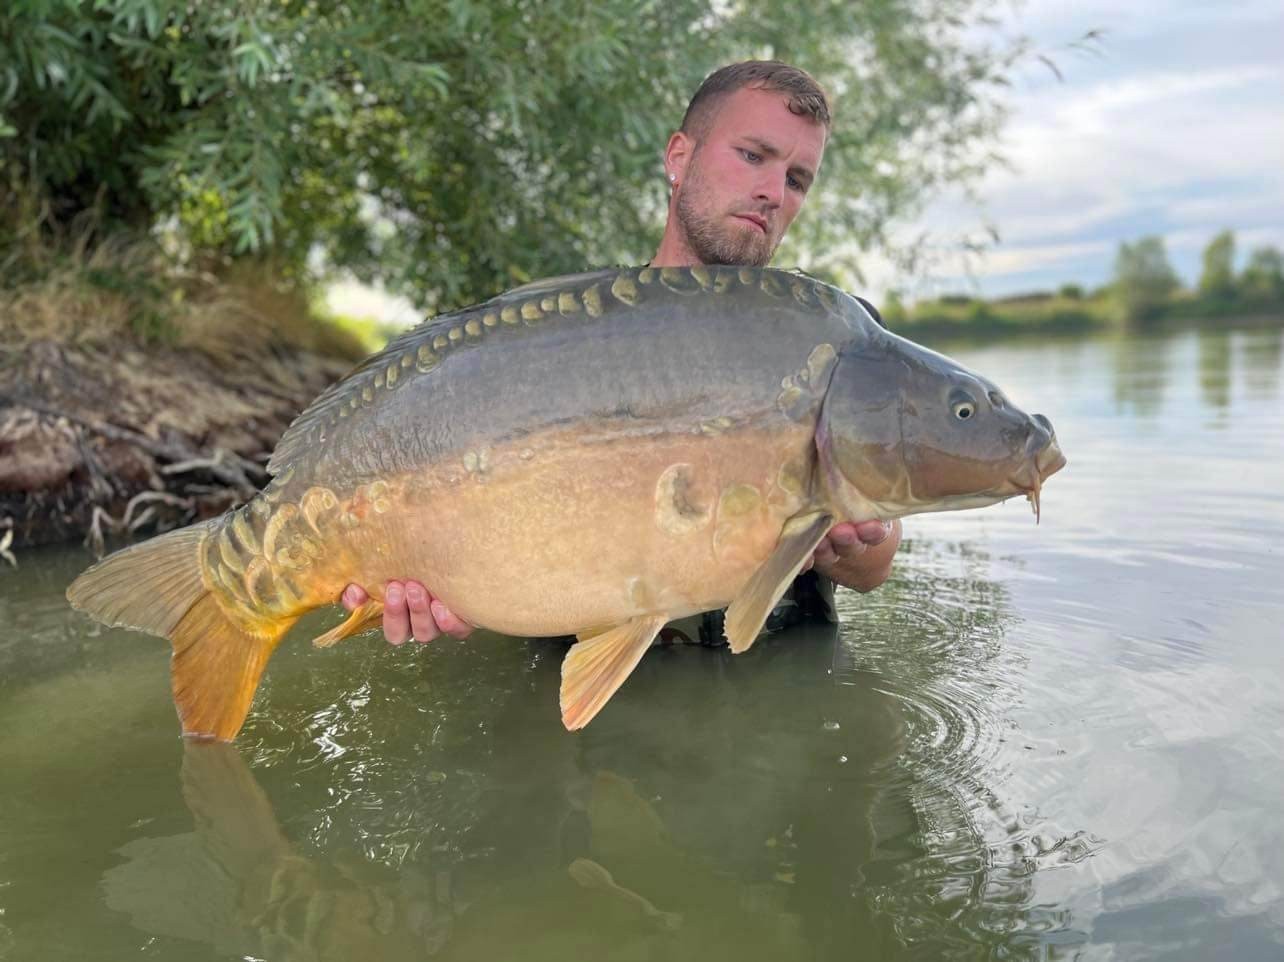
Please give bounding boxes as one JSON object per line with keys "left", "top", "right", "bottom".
{"left": 1112, "top": 332, "right": 1175, "bottom": 418}
{"left": 98, "top": 539, "right": 1093, "bottom": 960}
{"left": 104, "top": 741, "right": 454, "bottom": 960}
{"left": 1107, "top": 323, "right": 1283, "bottom": 421}
{"left": 103, "top": 741, "right": 812, "bottom": 960}
{"left": 1198, "top": 327, "right": 1233, "bottom": 414}
{"left": 1239, "top": 325, "right": 1283, "bottom": 400}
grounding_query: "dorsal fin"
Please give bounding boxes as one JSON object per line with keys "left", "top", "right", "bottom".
{"left": 266, "top": 309, "right": 461, "bottom": 475}
{"left": 504, "top": 268, "right": 622, "bottom": 299}
{"left": 262, "top": 266, "right": 847, "bottom": 478}
{"left": 266, "top": 267, "right": 627, "bottom": 476}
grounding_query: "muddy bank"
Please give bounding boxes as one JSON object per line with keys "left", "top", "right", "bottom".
{"left": 0, "top": 338, "right": 351, "bottom": 555}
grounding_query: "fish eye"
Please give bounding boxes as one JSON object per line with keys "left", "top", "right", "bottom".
{"left": 952, "top": 399, "right": 976, "bottom": 420}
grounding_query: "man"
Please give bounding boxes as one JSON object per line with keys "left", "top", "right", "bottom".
{"left": 341, "top": 61, "right": 902, "bottom": 645}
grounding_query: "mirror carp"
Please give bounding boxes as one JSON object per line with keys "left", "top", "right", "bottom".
{"left": 67, "top": 266, "right": 1065, "bottom": 740}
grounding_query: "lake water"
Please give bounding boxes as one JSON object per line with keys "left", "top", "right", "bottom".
{"left": 2, "top": 323, "right": 1282, "bottom": 960}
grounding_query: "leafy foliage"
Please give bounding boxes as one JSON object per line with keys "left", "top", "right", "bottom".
{"left": 1112, "top": 236, "right": 1179, "bottom": 322}
{"left": 1240, "top": 245, "right": 1284, "bottom": 304}
{"left": 1198, "top": 229, "right": 1236, "bottom": 302}
{"left": 3, "top": 0, "right": 1019, "bottom": 310}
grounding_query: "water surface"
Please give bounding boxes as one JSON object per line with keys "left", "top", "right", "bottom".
{"left": 2, "top": 323, "right": 1282, "bottom": 960}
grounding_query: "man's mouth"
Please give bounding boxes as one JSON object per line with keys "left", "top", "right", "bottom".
{"left": 733, "top": 213, "right": 768, "bottom": 234}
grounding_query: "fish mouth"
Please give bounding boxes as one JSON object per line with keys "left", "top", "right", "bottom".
{"left": 1009, "top": 439, "right": 1067, "bottom": 523}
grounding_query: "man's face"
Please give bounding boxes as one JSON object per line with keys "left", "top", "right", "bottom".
{"left": 673, "top": 86, "right": 827, "bottom": 266}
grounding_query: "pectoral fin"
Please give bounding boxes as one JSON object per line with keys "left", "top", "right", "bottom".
{"left": 568, "top": 858, "right": 683, "bottom": 930}
{"left": 311, "top": 600, "right": 384, "bottom": 649}
{"left": 724, "top": 511, "right": 834, "bottom": 653}
{"left": 561, "top": 614, "right": 668, "bottom": 730}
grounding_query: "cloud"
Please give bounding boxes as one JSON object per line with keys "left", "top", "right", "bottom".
{"left": 893, "top": 2, "right": 1284, "bottom": 300}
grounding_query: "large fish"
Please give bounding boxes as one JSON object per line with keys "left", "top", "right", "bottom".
{"left": 67, "top": 266, "right": 1065, "bottom": 740}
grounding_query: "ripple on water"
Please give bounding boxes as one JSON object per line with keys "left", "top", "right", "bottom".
{"left": 833, "top": 542, "right": 1101, "bottom": 950}
{"left": 231, "top": 634, "right": 526, "bottom": 866}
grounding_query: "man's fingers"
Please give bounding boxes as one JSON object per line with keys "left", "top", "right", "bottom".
{"left": 853, "top": 520, "right": 893, "bottom": 545}
{"left": 348, "top": 579, "right": 468, "bottom": 646}
{"left": 818, "top": 523, "right": 867, "bottom": 569}
{"left": 404, "top": 580, "right": 440, "bottom": 644}
{"left": 382, "top": 581, "right": 412, "bottom": 646}
{"left": 341, "top": 583, "right": 368, "bottom": 611}
{"left": 431, "top": 599, "right": 474, "bottom": 639}
{"left": 828, "top": 523, "right": 860, "bottom": 548}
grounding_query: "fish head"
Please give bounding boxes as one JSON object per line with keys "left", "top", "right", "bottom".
{"left": 817, "top": 334, "right": 1066, "bottom": 520}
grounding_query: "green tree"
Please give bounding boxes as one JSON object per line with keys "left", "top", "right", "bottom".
{"left": 880, "top": 289, "right": 908, "bottom": 326}
{"left": 1239, "top": 245, "right": 1284, "bottom": 304}
{"left": 0, "top": 0, "right": 1022, "bottom": 309}
{"left": 1113, "top": 236, "right": 1180, "bottom": 322}
{"left": 1198, "top": 229, "right": 1237, "bottom": 302}
{"left": 2, "top": 0, "right": 1024, "bottom": 311}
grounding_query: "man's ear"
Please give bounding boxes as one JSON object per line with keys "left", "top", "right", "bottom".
{"left": 664, "top": 131, "right": 693, "bottom": 184}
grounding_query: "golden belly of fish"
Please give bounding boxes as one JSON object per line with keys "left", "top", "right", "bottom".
{"left": 269, "top": 421, "right": 816, "bottom": 639}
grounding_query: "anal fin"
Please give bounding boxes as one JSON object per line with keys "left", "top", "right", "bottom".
{"left": 311, "top": 600, "right": 384, "bottom": 649}
{"left": 724, "top": 511, "right": 834, "bottom": 653}
{"left": 561, "top": 614, "right": 668, "bottom": 730}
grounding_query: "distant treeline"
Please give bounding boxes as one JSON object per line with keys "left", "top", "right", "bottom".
{"left": 888, "top": 230, "right": 1284, "bottom": 336}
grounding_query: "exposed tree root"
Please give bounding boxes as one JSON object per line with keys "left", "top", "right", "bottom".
{"left": 0, "top": 337, "right": 351, "bottom": 554}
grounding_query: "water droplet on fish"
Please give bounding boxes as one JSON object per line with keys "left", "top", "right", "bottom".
{"left": 838, "top": 755, "right": 848, "bottom": 764}
{"left": 823, "top": 720, "right": 841, "bottom": 731}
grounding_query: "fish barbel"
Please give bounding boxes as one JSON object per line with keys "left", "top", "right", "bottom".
{"left": 67, "top": 266, "right": 1065, "bottom": 739}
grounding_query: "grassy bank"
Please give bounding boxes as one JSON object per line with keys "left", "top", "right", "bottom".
{"left": 0, "top": 211, "right": 374, "bottom": 551}
{"left": 1, "top": 244, "right": 366, "bottom": 364}
{"left": 885, "top": 288, "right": 1284, "bottom": 340}
{"left": 888, "top": 291, "right": 1109, "bottom": 338}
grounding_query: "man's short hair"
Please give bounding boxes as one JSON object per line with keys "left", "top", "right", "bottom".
{"left": 679, "top": 61, "right": 832, "bottom": 141}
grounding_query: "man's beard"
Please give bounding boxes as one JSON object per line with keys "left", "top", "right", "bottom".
{"left": 674, "top": 176, "right": 777, "bottom": 267}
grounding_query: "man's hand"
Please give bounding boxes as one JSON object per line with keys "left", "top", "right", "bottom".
{"left": 340, "top": 580, "right": 474, "bottom": 645}
{"left": 809, "top": 519, "right": 902, "bottom": 593}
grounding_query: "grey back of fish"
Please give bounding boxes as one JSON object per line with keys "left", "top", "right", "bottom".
{"left": 267, "top": 267, "right": 881, "bottom": 489}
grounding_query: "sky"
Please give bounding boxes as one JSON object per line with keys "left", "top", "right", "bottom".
{"left": 896, "top": 0, "right": 1284, "bottom": 301}
{"left": 327, "top": 0, "right": 1284, "bottom": 321}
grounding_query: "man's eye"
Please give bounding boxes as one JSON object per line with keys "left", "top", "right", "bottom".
{"left": 787, "top": 175, "right": 805, "bottom": 192}
{"left": 740, "top": 149, "right": 761, "bottom": 163}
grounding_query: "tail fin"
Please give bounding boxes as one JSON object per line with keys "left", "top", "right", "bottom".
{"left": 66, "top": 521, "right": 296, "bottom": 741}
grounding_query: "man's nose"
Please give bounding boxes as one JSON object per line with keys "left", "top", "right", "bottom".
{"left": 752, "top": 170, "right": 785, "bottom": 208}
